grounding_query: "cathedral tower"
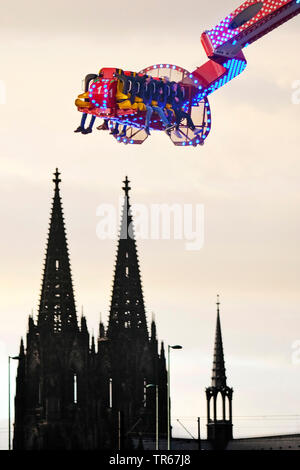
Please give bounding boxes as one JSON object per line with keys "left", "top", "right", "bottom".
{"left": 13, "top": 173, "right": 167, "bottom": 450}
{"left": 13, "top": 170, "right": 92, "bottom": 449}
{"left": 96, "top": 177, "right": 168, "bottom": 449}
{"left": 206, "top": 296, "right": 233, "bottom": 450}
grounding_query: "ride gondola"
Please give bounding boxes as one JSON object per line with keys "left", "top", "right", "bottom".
{"left": 75, "top": 0, "right": 300, "bottom": 147}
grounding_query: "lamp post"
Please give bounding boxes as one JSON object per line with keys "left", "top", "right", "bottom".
{"left": 8, "top": 355, "right": 19, "bottom": 450}
{"left": 167, "top": 345, "right": 182, "bottom": 451}
{"left": 146, "top": 383, "right": 158, "bottom": 450}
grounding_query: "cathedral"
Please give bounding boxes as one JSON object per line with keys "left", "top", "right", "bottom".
{"left": 13, "top": 170, "right": 299, "bottom": 451}
{"left": 13, "top": 170, "right": 168, "bottom": 450}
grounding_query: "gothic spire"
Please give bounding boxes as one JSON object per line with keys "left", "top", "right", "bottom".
{"left": 19, "top": 338, "right": 25, "bottom": 358}
{"left": 38, "top": 169, "right": 78, "bottom": 333}
{"left": 151, "top": 314, "right": 157, "bottom": 341}
{"left": 211, "top": 295, "right": 227, "bottom": 388}
{"left": 107, "top": 177, "right": 148, "bottom": 341}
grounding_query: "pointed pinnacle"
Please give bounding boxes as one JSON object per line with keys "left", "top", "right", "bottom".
{"left": 53, "top": 168, "right": 61, "bottom": 189}
{"left": 122, "top": 176, "right": 131, "bottom": 196}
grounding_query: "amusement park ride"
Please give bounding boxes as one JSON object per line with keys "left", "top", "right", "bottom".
{"left": 75, "top": 0, "right": 300, "bottom": 147}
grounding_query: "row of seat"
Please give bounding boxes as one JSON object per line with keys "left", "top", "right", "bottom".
{"left": 115, "top": 73, "right": 185, "bottom": 112}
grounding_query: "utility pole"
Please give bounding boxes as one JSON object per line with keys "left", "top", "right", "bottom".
{"left": 8, "top": 355, "right": 19, "bottom": 450}
{"left": 197, "top": 417, "right": 201, "bottom": 450}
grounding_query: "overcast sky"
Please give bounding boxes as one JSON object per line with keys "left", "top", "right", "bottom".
{"left": 0, "top": 0, "right": 299, "bottom": 448}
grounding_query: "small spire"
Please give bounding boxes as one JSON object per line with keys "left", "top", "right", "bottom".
{"left": 122, "top": 176, "right": 131, "bottom": 196}
{"left": 99, "top": 320, "right": 105, "bottom": 339}
{"left": 19, "top": 338, "right": 25, "bottom": 357}
{"left": 53, "top": 168, "right": 61, "bottom": 189}
{"left": 160, "top": 341, "right": 165, "bottom": 359}
{"left": 151, "top": 313, "right": 157, "bottom": 341}
{"left": 81, "top": 315, "right": 88, "bottom": 334}
{"left": 211, "top": 297, "right": 227, "bottom": 388}
{"left": 216, "top": 294, "right": 220, "bottom": 313}
{"left": 91, "top": 335, "right": 95, "bottom": 354}
{"left": 28, "top": 316, "right": 35, "bottom": 332}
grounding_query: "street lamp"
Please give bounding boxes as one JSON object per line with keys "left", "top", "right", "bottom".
{"left": 146, "top": 383, "right": 158, "bottom": 450}
{"left": 8, "top": 355, "right": 19, "bottom": 450}
{"left": 167, "top": 345, "right": 182, "bottom": 450}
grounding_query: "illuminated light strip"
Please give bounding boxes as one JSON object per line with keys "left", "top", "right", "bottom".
{"left": 195, "top": 58, "right": 247, "bottom": 102}
{"left": 206, "top": 0, "right": 297, "bottom": 53}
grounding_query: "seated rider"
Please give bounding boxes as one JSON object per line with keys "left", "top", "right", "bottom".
{"left": 110, "top": 122, "right": 127, "bottom": 138}
{"left": 115, "top": 74, "right": 133, "bottom": 110}
{"left": 97, "top": 120, "right": 109, "bottom": 131}
{"left": 75, "top": 75, "right": 98, "bottom": 134}
{"left": 161, "top": 76, "right": 175, "bottom": 125}
{"left": 74, "top": 110, "right": 96, "bottom": 135}
{"left": 142, "top": 77, "right": 171, "bottom": 136}
{"left": 130, "top": 75, "right": 148, "bottom": 112}
{"left": 171, "top": 82, "right": 201, "bottom": 138}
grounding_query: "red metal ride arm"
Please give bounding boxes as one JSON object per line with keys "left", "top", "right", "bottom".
{"left": 201, "top": 0, "right": 300, "bottom": 61}
{"left": 186, "top": 0, "right": 300, "bottom": 100}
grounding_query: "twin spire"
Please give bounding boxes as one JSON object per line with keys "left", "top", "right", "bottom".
{"left": 38, "top": 168, "right": 77, "bottom": 333}
{"left": 39, "top": 170, "right": 225, "bottom": 382}
{"left": 107, "top": 176, "right": 148, "bottom": 340}
{"left": 39, "top": 170, "right": 148, "bottom": 341}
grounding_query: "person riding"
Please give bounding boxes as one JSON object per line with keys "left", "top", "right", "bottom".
{"left": 110, "top": 122, "right": 127, "bottom": 138}
{"left": 142, "top": 77, "right": 171, "bottom": 135}
{"left": 74, "top": 74, "right": 100, "bottom": 134}
{"left": 74, "top": 109, "right": 97, "bottom": 134}
{"left": 161, "top": 76, "right": 175, "bottom": 125}
{"left": 171, "top": 82, "right": 201, "bottom": 138}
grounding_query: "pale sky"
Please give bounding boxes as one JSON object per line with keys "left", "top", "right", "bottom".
{"left": 0, "top": 0, "right": 300, "bottom": 449}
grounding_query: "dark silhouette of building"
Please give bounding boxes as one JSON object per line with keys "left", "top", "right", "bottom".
{"left": 13, "top": 169, "right": 92, "bottom": 450}
{"left": 13, "top": 171, "right": 167, "bottom": 450}
{"left": 206, "top": 296, "right": 233, "bottom": 449}
{"left": 92, "top": 176, "right": 168, "bottom": 449}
